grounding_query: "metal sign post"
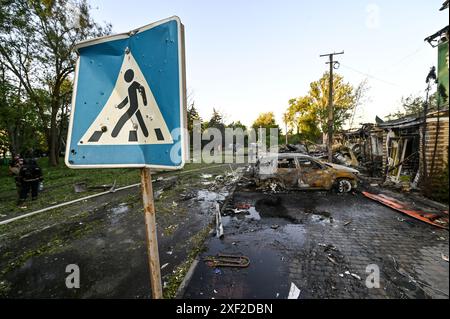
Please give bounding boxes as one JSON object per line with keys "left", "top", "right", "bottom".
{"left": 65, "top": 16, "right": 187, "bottom": 299}
{"left": 140, "top": 168, "right": 163, "bottom": 299}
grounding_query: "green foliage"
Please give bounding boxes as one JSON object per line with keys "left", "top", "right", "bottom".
{"left": 252, "top": 112, "right": 277, "bottom": 129}
{"left": 386, "top": 94, "right": 432, "bottom": 121}
{"left": 227, "top": 121, "right": 247, "bottom": 131}
{"left": 0, "top": 0, "right": 111, "bottom": 165}
{"left": 187, "top": 102, "right": 202, "bottom": 133}
{"left": 0, "top": 70, "right": 46, "bottom": 155}
{"left": 207, "top": 108, "right": 224, "bottom": 128}
{"left": 286, "top": 72, "right": 363, "bottom": 141}
{"left": 251, "top": 112, "right": 281, "bottom": 147}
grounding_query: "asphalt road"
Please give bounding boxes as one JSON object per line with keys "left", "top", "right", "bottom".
{"left": 0, "top": 164, "right": 241, "bottom": 298}
{"left": 182, "top": 184, "right": 449, "bottom": 299}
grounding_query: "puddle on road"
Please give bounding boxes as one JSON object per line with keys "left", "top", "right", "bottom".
{"left": 110, "top": 204, "right": 129, "bottom": 215}
{"left": 196, "top": 190, "right": 228, "bottom": 214}
{"left": 109, "top": 203, "right": 130, "bottom": 224}
{"left": 194, "top": 235, "right": 291, "bottom": 298}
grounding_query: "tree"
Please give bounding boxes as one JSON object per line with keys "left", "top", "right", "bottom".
{"left": 208, "top": 108, "right": 224, "bottom": 128}
{"left": 227, "top": 121, "right": 247, "bottom": 131}
{"left": 187, "top": 101, "right": 202, "bottom": 133}
{"left": 252, "top": 112, "right": 277, "bottom": 129}
{"left": 0, "top": 64, "right": 44, "bottom": 156}
{"left": 286, "top": 72, "right": 366, "bottom": 141}
{"left": 285, "top": 96, "right": 311, "bottom": 137}
{"left": 0, "top": 0, "right": 111, "bottom": 166}
{"left": 308, "top": 72, "right": 356, "bottom": 132}
{"left": 252, "top": 112, "right": 281, "bottom": 146}
{"left": 385, "top": 93, "right": 437, "bottom": 121}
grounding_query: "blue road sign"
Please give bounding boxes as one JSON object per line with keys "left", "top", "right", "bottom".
{"left": 65, "top": 16, "right": 186, "bottom": 169}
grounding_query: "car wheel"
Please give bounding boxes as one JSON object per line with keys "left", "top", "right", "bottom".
{"left": 336, "top": 179, "right": 352, "bottom": 193}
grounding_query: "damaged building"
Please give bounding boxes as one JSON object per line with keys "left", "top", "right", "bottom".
{"left": 336, "top": 108, "right": 449, "bottom": 193}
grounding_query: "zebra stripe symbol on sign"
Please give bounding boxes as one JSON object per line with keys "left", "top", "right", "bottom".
{"left": 80, "top": 52, "right": 173, "bottom": 145}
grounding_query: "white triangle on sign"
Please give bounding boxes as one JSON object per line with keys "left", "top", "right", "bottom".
{"left": 79, "top": 52, "right": 173, "bottom": 145}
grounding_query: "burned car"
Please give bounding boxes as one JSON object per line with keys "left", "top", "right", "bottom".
{"left": 255, "top": 153, "right": 359, "bottom": 193}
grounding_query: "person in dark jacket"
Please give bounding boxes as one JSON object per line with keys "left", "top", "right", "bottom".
{"left": 18, "top": 158, "right": 43, "bottom": 205}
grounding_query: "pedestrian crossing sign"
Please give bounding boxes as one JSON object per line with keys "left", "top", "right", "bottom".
{"left": 65, "top": 16, "right": 186, "bottom": 169}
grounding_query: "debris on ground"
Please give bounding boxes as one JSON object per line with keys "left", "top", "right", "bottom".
{"left": 287, "top": 282, "right": 301, "bottom": 299}
{"left": 214, "top": 203, "right": 224, "bottom": 238}
{"left": 204, "top": 254, "right": 250, "bottom": 268}
{"left": 327, "top": 256, "right": 338, "bottom": 265}
{"left": 154, "top": 189, "right": 164, "bottom": 200}
{"left": 255, "top": 180, "right": 285, "bottom": 193}
{"left": 74, "top": 180, "right": 117, "bottom": 193}
{"left": 332, "top": 144, "right": 359, "bottom": 167}
{"left": 350, "top": 273, "right": 361, "bottom": 280}
{"left": 391, "top": 256, "right": 449, "bottom": 297}
{"left": 442, "top": 253, "right": 449, "bottom": 262}
{"left": 235, "top": 203, "right": 251, "bottom": 210}
{"left": 279, "top": 144, "right": 308, "bottom": 154}
{"left": 363, "top": 191, "right": 449, "bottom": 229}
{"left": 161, "top": 263, "right": 169, "bottom": 270}
{"left": 343, "top": 220, "right": 352, "bottom": 226}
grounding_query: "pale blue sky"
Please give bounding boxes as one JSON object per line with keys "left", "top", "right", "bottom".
{"left": 88, "top": 0, "right": 448, "bottom": 129}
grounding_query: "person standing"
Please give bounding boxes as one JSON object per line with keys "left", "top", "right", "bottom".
{"left": 9, "top": 155, "right": 23, "bottom": 199}
{"left": 18, "top": 158, "right": 43, "bottom": 206}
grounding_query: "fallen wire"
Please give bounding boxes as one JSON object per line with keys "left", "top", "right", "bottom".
{"left": 391, "top": 256, "right": 449, "bottom": 297}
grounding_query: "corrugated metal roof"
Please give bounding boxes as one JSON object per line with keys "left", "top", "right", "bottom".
{"left": 377, "top": 116, "right": 421, "bottom": 128}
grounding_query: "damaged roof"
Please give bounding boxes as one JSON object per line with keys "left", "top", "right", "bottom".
{"left": 377, "top": 115, "right": 424, "bottom": 129}
{"left": 424, "top": 25, "right": 449, "bottom": 45}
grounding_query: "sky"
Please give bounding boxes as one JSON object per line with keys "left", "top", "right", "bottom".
{"left": 87, "top": 0, "right": 449, "bottom": 130}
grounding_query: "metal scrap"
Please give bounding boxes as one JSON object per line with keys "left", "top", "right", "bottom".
{"left": 204, "top": 254, "right": 250, "bottom": 268}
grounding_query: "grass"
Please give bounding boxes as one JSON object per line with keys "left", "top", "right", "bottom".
{"left": 0, "top": 157, "right": 140, "bottom": 217}
{"left": 162, "top": 223, "right": 213, "bottom": 299}
{"left": 0, "top": 157, "right": 229, "bottom": 217}
{"left": 0, "top": 156, "right": 238, "bottom": 298}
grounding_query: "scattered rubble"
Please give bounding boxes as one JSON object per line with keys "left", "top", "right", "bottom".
{"left": 288, "top": 282, "right": 301, "bottom": 299}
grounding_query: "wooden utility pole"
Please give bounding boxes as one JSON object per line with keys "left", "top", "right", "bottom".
{"left": 140, "top": 167, "right": 163, "bottom": 299}
{"left": 320, "top": 51, "right": 344, "bottom": 162}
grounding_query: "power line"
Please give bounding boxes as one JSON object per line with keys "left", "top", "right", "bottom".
{"left": 340, "top": 63, "right": 402, "bottom": 87}
{"left": 387, "top": 45, "right": 425, "bottom": 70}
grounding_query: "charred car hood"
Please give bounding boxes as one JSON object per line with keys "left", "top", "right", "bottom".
{"left": 326, "top": 163, "right": 360, "bottom": 174}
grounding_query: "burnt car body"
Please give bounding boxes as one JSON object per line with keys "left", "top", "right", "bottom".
{"left": 255, "top": 153, "right": 359, "bottom": 193}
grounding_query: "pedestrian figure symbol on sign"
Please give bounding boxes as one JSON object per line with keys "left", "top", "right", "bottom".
{"left": 110, "top": 69, "right": 149, "bottom": 141}
{"left": 80, "top": 52, "right": 173, "bottom": 145}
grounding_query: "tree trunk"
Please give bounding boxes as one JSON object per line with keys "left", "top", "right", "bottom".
{"left": 48, "top": 90, "right": 60, "bottom": 166}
